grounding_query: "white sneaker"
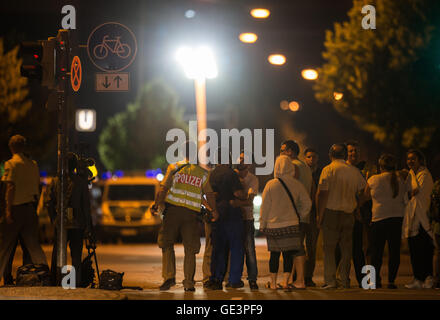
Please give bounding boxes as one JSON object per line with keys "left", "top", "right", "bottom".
{"left": 405, "top": 279, "right": 423, "bottom": 289}
{"left": 422, "top": 276, "right": 434, "bottom": 289}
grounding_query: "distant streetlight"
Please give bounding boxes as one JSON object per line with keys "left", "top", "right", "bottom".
{"left": 301, "top": 69, "right": 318, "bottom": 80}
{"left": 334, "top": 92, "right": 343, "bottom": 101}
{"left": 289, "top": 101, "right": 300, "bottom": 112}
{"left": 250, "top": 8, "right": 270, "bottom": 19}
{"left": 268, "top": 54, "right": 286, "bottom": 66}
{"left": 176, "top": 46, "right": 218, "bottom": 166}
{"left": 239, "top": 33, "right": 258, "bottom": 43}
{"left": 280, "top": 100, "right": 289, "bottom": 110}
{"left": 185, "top": 10, "right": 196, "bottom": 19}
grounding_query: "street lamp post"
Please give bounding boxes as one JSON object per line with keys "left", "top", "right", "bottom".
{"left": 176, "top": 46, "right": 217, "bottom": 166}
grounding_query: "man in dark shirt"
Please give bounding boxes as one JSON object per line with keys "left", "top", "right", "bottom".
{"left": 303, "top": 148, "right": 322, "bottom": 287}
{"left": 206, "top": 150, "right": 252, "bottom": 290}
{"left": 47, "top": 153, "right": 93, "bottom": 287}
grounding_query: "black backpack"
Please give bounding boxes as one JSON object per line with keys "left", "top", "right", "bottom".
{"left": 16, "top": 264, "right": 52, "bottom": 286}
{"left": 99, "top": 269, "right": 124, "bottom": 290}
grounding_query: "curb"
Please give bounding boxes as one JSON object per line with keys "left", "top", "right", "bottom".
{"left": 0, "top": 287, "right": 127, "bottom": 300}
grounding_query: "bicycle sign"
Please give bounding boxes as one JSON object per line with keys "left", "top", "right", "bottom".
{"left": 87, "top": 22, "right": 137, "bottom": 72}
{"left": 93, "top": 35, "right": 131, "bottom": 60}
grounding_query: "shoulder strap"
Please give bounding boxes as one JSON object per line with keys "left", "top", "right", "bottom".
{"left": 172, "top": 163, "right": 190, "bottom": 176}
{"left": 277, "top": 178, "right": 301, "bottom": 222}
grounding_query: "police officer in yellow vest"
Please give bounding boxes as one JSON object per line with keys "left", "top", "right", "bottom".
{"left": 151, "top": 141, "right": 217, "bottom": 292}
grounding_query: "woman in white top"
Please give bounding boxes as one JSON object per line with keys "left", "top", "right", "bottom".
{"left": 260, "top": 155, "right": 311, "bottom": 290}
{"left": 403, "top": 149, "right": 435, "bottom": 289}
{"left": 364, "top": 154, "right": 407, "bottom": 289}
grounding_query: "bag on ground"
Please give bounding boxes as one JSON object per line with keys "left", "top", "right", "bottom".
{"left": 16, "top": 264, "right": 51, "bottom": 286}
{"left": 99, "top": 269, "right": 124, "bottom": 290}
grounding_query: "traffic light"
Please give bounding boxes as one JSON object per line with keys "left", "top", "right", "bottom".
{"left": 55, "top": 30, "right": 70, "bottom": 87}
{"left": 20, "top": 37, "right": 58, "bottom": 89}
{"left": 20, "top": 41, "right": 43, "bottom": 80}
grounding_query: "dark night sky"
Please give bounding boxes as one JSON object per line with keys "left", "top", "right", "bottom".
{"left": 0, "top": 0, "right": 384, "bottom": 173}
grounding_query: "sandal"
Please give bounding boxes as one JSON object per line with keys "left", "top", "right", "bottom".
{"left": 265, "top": 282, "right": 277, "bottom": 290}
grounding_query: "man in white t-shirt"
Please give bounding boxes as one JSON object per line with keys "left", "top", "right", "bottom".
{"left": 316, "top": 144, "right": 366, "bottom": 289}
{"left": 0, "top": 135, "right": 48, "bottom": 280}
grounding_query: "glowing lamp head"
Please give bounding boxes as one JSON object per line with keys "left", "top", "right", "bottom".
{"left": 239, "top": 33, "right": 258, "bottom": 43}
{"left": 289, "top": 101, "right": 300, "bottom": 112}
{"left": 250, "top": 8, "right": 270, "bottom": 19}
{"left": 176, "top": 46, "right": 218, "bottom": 80}
{"left": 280, "top": 100, "right": 289, "bottom": 111}
{"left": 268, "top": 54, "right": 286, "bottom": 66}
{"left": 334, "top": 92, "right": 344, "bottom": 101}
{"left": 301, "top": 69, "right": 318, "bottom": 80}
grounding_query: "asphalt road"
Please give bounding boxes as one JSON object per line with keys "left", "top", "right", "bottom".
{"left": 5, "top": 237, "right": 440, "bottom": 300}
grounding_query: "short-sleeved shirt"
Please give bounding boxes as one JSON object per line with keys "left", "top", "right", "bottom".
{"left": 1, "top": 153, "right": 40, "bottom": 205}
{"left": 209, "top": 165, "right": 243, "bottom": 202}
{"left": 318, "top": 159, "right": 366, "bottom": 213}
{"left": 240, "top": 171, "right": 259, "bottom": 220}
{"left": 292, "top": 159, "right": 313, "bottom": 196}
{"left": 367, "top": 172, "right": 407, "bottom": 222}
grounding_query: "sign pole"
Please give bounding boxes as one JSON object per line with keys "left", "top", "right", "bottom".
{"left": 56, "top": 29, "right": 69, "bottom": 285}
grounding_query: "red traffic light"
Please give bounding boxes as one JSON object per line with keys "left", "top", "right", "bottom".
{"left": 19, "top": 41, "right": 43, "bottom": 79}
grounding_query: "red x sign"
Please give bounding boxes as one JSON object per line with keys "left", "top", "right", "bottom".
{"left": 71, "top": 55, "right": 82, "bottom": 92}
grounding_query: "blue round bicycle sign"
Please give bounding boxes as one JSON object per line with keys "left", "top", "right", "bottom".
{"left": 87, "top": 22, "right": 137, "bottom": 72}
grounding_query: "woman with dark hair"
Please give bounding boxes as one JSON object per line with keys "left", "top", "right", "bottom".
{"left": 403, "top": 149, "right": 435, "bottom": 289}
{"left": 364, "top": 154, "right": 407, "bottom": 289}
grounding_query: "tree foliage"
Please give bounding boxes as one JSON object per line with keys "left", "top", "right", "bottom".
{"left": 314, "top": 0, "right": 440, "bottom": 153}
{"left": 98, "top": 79, "right": 187, "bottom": 171}
{"left": 0, "top": 38, "right": 32, "bottom": 158}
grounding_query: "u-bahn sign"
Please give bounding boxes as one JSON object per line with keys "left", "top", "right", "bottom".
{"left": 87, "top": 22, "right": 137, "bottom": 72}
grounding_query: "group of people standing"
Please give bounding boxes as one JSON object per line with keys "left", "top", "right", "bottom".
{"left": 153, "top": 139, "right": 439, "bottom": 291}
{"left": 0, "top": 135, "right": 93, "bottom": 287}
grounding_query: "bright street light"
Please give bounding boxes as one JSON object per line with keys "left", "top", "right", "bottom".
{"left": 301, "top": 69, "right": 318, "bottom": 80}
{"left": 239, "top": 33, "right": 258, "bottom": 43}
{"left": 268, "top": 54, "right": 286, "bottom": 65}
{"left": 250, "top": 8, "right": 270, "bottom": 19}
{"left": 176, "top": 46, "right": 218, "bottom": 167}
{"left": 176, "top": 46, "right": 218, "bottom": 80}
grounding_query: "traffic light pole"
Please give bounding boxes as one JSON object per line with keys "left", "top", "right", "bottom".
{"left": 55, "top": 29, "right": 69, "bottom": 285}
{"left": 20, "top": 29, "right": 71, "bottom": 285}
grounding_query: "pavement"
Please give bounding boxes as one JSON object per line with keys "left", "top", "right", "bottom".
{"left": 0, "top": 238, "right": 439, "bottom": 300}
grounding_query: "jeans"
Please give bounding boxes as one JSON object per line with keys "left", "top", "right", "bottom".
{"left": 211, "top": 204, "right": 244, "bottom": 285}
{"left": 408, "top": 226, "right": 434, "bottom": 282}
{"left": 243, "top": 220, "right": 258, "bottom": 282}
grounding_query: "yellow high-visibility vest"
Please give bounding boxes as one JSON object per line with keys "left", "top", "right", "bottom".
{"left": 165, "top": 162, "right": 208, "bottom": 212}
